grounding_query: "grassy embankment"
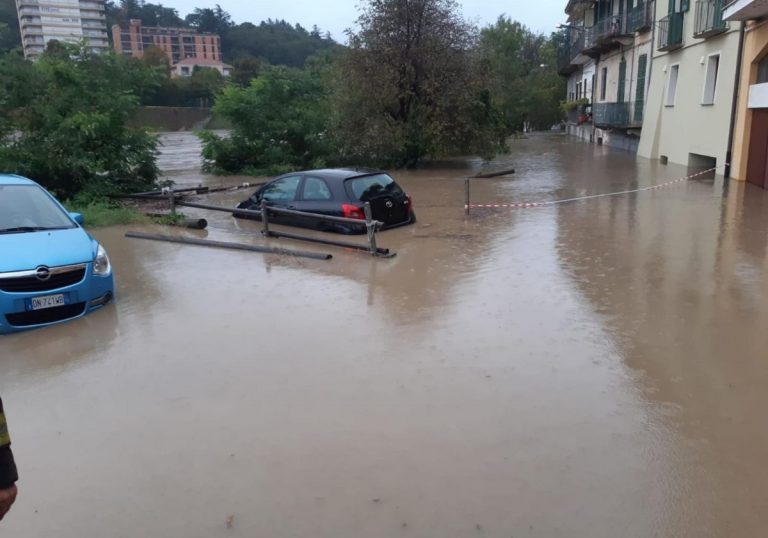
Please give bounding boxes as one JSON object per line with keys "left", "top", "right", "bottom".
{"left": 65, "top": 199, "right": 186, "bottom": 227}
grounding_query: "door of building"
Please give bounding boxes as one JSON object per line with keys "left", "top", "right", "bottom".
{"left": 746, "top": 109, "right": 768, "bottom": 189}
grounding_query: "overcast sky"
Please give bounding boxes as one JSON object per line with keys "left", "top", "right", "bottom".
{"left": 157, "top": 0, "right": 567, "bottom": 41}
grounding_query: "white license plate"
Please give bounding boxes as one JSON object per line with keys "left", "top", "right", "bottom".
{"left": 29, "top": 294, "right": 66, "bottom": 311}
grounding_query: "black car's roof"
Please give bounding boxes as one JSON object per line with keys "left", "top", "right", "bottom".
{"left": 282, "top": 168, "right": 386, "bottom": 181}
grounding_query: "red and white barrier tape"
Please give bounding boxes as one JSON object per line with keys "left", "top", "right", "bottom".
{"left": 466, "top": 167, "right": 717, "bottom": 210}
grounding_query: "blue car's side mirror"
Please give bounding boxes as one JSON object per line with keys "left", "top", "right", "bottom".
{"left": 69, "top": 212, "right": 84, "bottom": 225}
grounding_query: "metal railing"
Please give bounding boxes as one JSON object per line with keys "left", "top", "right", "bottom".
{"left": 593, "top": 14, "right": 629, "bottom": 42}
{"left": 694, "top": 0, "right": 728, "bottom": 37}
{"left": 592, "top": 101, "right": 644, "bottom": 128}
{"left": 627, "top": 1, "right": 655, "bottom": 33}
{"left": 658, "top": 12, "right": 684, "bottom": 51}
{"left": 558, "top": 31, "right": 586, "bottom": 73}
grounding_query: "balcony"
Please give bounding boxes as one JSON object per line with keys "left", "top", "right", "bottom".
{"left": 583, "top": 15, "right": 632, "bottom": 55}
{"left": 723, "top": 0, "right": 768, "bottom": 20}
{"left": 695, "top": 0, "right": 729, "bottom": 37}
{"left": 558, "top": 31, "right": 586, "bottom": 75}
{"left": 627, "top": 1, "right": 655, "bottom": 33}
{"left": 592, "top": 101, "right": 644, "bottom": 128}
{"left": 658, "top": 13, "right": 684, "bottom": 51}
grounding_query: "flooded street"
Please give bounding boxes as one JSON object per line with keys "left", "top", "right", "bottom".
{"left": 4, "top": 132, "right": 768, "bottom": 537}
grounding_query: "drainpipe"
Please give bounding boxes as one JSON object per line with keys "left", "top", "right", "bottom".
{"left": 725, "top": 20, "right": 746, "bottom": 180}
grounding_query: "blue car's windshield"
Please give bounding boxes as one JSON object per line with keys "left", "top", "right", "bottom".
{"left": 0, "top": 185, "right": 76, "bottom": 234}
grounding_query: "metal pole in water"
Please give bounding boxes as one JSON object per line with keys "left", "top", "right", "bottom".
{"left": 168, "top": 188, "right": 176, "bottom": 216}
{"left": 261, "top": 201, "right": 270, "bottom": 236}
{"left": 363, "top": 202, "right": 378, "bottom": 256}
{"left": 464, "top": 178, "right": 470, "bottom": 216}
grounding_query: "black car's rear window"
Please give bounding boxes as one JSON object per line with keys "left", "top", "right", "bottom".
{"left": 345, "top": 174, "right": 403, "bottom": 201}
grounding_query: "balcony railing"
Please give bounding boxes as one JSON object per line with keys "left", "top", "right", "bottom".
{"left": 694, "top": 0, "right": 729, "bottom": 37}
{"left": 566, "top": 106, "right": 592, "bottom": 125}
{"left": 558, "top": 31, "right": 586, "bottom": 74}
{"left": 658, "top": 12, "right": 684, "bottom": 51}
{"left": 592, "top": 101, "right": 644, "bottom": 128}
{"left": 627, "top": 1, "right": 655, "bottom": 33}
{"left": 593, "top": 14, "right": 630, "bottom": 42}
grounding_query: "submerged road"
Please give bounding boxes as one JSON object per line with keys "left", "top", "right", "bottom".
{"left": 2, "top": 133, "right": 767, "bottom": 537}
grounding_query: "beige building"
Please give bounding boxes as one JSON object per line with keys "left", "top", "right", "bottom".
{"left": 15, "top": 0, "right": 109, "bottom": 60}
{"left": 725, "top": 0, "right": 768, "bottom": 188}
{"left": 171, "top": 57, "right": 233, "bottom": 78}
{"left": 112, "top": 20, "right": 222, "bottom": 66}
{"left": 559, "top": 1, "right": 656, "bottom": 152}
{"left": 637, "top": 0, "right": 741, "bottom": 170}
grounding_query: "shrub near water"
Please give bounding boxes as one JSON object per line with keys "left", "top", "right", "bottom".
{"left": 0, "top": 43, "right": 163, "bottom": 199}
{"left": 199, "top": 64, "right": 335, "bottom": 175}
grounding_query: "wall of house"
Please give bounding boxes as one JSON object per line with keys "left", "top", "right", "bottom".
{"left": 730, "top": 21, "right": 768, "bottom": 181}
{"left": 637, "top": 6, "right": 741, "bottom": 170}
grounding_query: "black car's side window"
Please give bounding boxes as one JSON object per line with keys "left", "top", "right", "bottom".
{"left": 302, "top": 177, "right": 332, "bottom": 201}
{"left": 261, "top": 176, "right": 301, "bottom": 203}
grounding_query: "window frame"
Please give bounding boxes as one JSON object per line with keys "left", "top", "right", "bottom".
{"left": 600, "top": 66, "right": 608, "bottom": 101}
{"left": 701, "top": 53, "right": 720, "bottom": 106}
{"left": 300, "top": 176, "right": 334, "bottom": 201}
{"left": 258, "top": 175, "right": 303, "bottom": 204}
{"left": 665, "top": 64, "right": 680, "bottom": 107}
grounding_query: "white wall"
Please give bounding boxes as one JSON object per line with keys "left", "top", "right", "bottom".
{"left": 637, "top": 6, "right": 741, "bottom": 168}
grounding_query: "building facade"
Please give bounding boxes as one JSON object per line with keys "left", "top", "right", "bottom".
{"left": 112, "top": 20, "right": 222, "bottom": 65}
{"left": 637, "top": 0, "right": 741, "bottom": 170}
{"left": 559, "top": 0, "right": 656, "bottom": 152}
{"left": 171, "top": 57, "right": 233, "bottom": 78}
{"left": 725, "top": 0, "right": 768, "bottom": 188}
{"left": 15, "top": 0, "right": 109, "bottom": 60}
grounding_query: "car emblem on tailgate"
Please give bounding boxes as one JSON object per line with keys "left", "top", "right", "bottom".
{"left": 35, "top": 266, "right": 51, "bottom": 281}
{"left": 385, "top": 201, "right": 393, "bottom": 208}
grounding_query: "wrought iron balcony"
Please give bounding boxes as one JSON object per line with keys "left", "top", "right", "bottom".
{"left": 558, "top": 31, "right": 587, "bottom": 75}
{"left": 627, "top": 1, "right": 655, "bottom": 33}
{"left": 592, "top": 101, "right": 644, "bottom": 128}
{"left": 658, "top": 13, "right": 685, "bottom": 51}
{"left": 694, "top": 0, "right": 729, "bottom": 38}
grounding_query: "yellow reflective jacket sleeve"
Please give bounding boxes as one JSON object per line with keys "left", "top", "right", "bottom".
{"left": 0, "top": 398, "right": 18, "bottom": 489}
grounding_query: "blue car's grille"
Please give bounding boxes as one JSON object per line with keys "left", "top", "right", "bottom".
{"left": 0, "top": 267, "right": 86, "bottom": 293}
{"left": 6, "top": 302, "right": 86, "bottom": 327}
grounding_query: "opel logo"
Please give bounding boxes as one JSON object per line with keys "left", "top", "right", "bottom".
{"left": 35, "top": 266, "right": 51, "bottom": 282}
{"left": 385, "top": 200, "right": 394, "bottom": 208}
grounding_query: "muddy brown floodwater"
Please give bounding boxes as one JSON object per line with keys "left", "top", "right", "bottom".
{"left": 3, "top": 132, "right": 768, "bottom": 537}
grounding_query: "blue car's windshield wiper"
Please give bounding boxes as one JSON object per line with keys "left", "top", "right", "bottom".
{"left": 0, "top": 226, "right": 70, "bottom": 234}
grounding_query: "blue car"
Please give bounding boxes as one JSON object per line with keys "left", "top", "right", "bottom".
{"left": 0, "top": 174, "right": 114, "bottom": 334}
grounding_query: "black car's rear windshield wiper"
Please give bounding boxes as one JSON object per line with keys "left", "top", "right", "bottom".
{"left": 0, "top": 226, "right": 70, "bottom": 234}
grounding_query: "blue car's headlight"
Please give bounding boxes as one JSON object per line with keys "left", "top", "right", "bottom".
{"left": 93, "top": 244, "right": 111, "bottom": 276}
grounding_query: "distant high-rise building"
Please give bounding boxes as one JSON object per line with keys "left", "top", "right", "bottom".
{"left": 15, "top": 0, "right": 109, "bottom": 60}
{"left": 112, "top": 20, "right": 222, "bottom": 65}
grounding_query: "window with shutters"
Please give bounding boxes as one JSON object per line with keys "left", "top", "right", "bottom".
{"left": 617, "top": 58, "right": 627, "bottom": 103}
{"left": 635, "top": 54, "right": 648, "bottom": 122}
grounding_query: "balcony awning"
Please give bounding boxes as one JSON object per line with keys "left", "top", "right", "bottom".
{"left": 723, "top": 0, "right": 768, "bottom": 21}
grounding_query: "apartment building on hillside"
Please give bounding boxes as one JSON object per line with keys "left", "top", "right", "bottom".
{"left": 15, "top": 0, "right": 109, "bottom": 60}
{"left": 112, "top": 19, "right": 222, "bottom": 65}
{"left": 559, "top": 0, "right": 656, "bottom": 152}
{"left": 637, "top": 0, "right": 741, "bottom": 170}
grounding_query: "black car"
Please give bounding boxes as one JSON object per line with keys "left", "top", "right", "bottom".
{"left": 235, "top": 168, "right": 415, "bottom": 234}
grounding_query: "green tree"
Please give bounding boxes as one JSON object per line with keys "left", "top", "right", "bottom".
{"left": 199, "top": 65, "right": 334, "bottom": 174}
{"left": 185, "top": 5, "right": 232, "bottom": 35}
{"left": 231, "top": 54, "right": 265, "bottom": 87}
{"left": 0, "top": 44, "right": 163, "bottom": 198}
{"left": 334, "top": 0, "right": 505, "bottom": 167}
{"left": 224, "top": 20, "right": 338, "bottom": 67}
{"left": 480, "top": 17, "right": 565, "bottom": 132}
